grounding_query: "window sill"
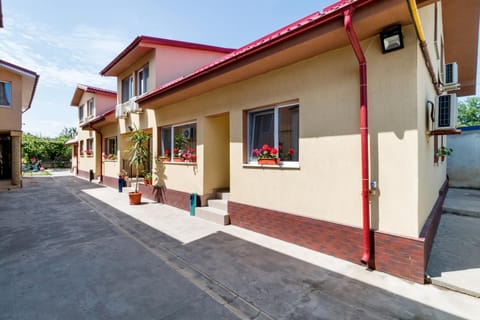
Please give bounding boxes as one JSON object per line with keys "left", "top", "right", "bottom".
{"left": 243, "top": 162, "right": 300, "bottom": 170}
{"left": 103, "top": 159, "right": 118, "bottom": 162}
{"left": 162, "top": 161, "right": 197, "bottom": 165}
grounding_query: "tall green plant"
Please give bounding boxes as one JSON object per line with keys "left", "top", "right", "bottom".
{"left": 127, "top": 128, "right": 150, "bottom": 193}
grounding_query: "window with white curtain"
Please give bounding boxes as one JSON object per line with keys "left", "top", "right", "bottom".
{"left": 247, "top": 103, "right": 299, "bottom": 163}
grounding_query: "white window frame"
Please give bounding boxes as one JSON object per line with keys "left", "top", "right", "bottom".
{"left": 0, "top": 81, "right": 12, "bottom": 108}
{"left": 79, "top": 104, "right": 85, "bottom": 123}
{"left": 136, "top": 64, "right": 149, "bottom": 96}
{"left": 87, "top": 98, "right": 95, "bottom": 118}
{"left": 121, "top": 75, "right": 133, "bottom": 103}
{"left": 247, "top": 102, "right": 299, "bottom": 167}
{"left": 104, "top": 136, "right": 117, "bottom": 158}
{"left": 86, "top": 138, "right": 94, "bottom": 154}
{"left": 160, "top": 121, "right": 197, "bottom": 162}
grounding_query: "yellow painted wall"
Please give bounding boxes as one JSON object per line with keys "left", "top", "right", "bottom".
{"left": 101, "top": 123, "right": 120, "bottom": 179}
{"left": 0, "top": 69, "right": 22, "bottom": 131}
{"left": 416, "top": 3, "right": 447, "bottom": 234}
{"left": 149, "top": 23, "right": 435, "bottom": 237}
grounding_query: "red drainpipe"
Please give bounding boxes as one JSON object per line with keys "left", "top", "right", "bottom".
{"left": 89, "top": 124, "right": 103, "bottom": 183}
{"left": 344, "top": 8, "right": 372, "bottom": 267}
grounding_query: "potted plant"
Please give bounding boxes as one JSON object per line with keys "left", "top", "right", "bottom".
{"left": 158, "top": 149, "right": 171, "bottom": 161}
{"left": 173, "top": 133, "right": 188, "bottom": 162}
{"left": 436, "top": 146, "right": 453, "bottom": 161}
{"left": 183, "top": 148, "right": 196, "bottom": 163}
{"left": 144, "top": 171, "right": 152, "bottom": 185}
{"left": 126, "top": 127, "right": 150, "bottom": 205}
{"left": 252, "top": 144, "right": 280, "bottom": 165}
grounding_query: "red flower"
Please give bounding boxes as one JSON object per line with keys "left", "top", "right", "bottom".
{"left": 165, "top": 149, "right": 170, "bottom": 155}
{"left": 288, "top": 148, "right": 295, "bottom": 155}
{"left": 270, "top": 148, "right": 278, "bottom": 155}
{"left": 262, "top": 144, "right": 271, "bottom": 151}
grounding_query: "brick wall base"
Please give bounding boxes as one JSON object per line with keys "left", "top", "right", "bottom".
{"left": 228, "top": 180, "right": 448, "bottom": 283}
{"left": 103, "top": 175, "right": 118, "bottom": 189}
{"left": 77, "top": 169, "right": 90, "bottom": 180}
{"left": 138, "top": 184, "right": 192, "bottom": 211}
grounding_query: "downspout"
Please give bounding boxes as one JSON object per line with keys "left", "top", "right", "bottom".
{"left": 89, "top": 124, "right": 103, "bottom": 183}
{"left": 407, "top": 0, "right": 440, "bottom": 94}
{"left": 344, "top": 8, "right": 372, "bottom": 267}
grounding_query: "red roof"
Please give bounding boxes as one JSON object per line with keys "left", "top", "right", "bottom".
{"left": 137, "top": 0, "right": 370, "bottom": 105}
{"left": 100, "top": 36, "right": 235, "bottom": 76}
{"left": 77, "top": 84, "right": 116, "bottom": 96}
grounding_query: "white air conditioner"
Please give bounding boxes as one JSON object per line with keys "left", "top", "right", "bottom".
{"left": 433, "top": 94, "right": 457, "bottom": 130}
{"left": 115, "top": 103, "right": 129, "bottom": 119}
{"left": 130, "top": 98, "right": 142, "bottom": 113}
{"left": 443, "top": 62, "right": 458, "bottom": 86}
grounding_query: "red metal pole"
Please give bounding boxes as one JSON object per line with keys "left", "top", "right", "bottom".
{"left": 344, "top": 9, "right": 372, "bottom": 267}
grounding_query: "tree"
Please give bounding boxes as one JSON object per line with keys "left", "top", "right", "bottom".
{"left": 457, "top": 97, "right": 480, "bottom": 127}
{"left": 59, "top": 127, "right": 77, "bottom": 139}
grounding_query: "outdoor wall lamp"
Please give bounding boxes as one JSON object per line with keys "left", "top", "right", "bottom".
{"left": 128, "top": 125, "right": 134, "bottom": 132}
{"left": 380, "top": 24, "right": 404, "bottom": 54}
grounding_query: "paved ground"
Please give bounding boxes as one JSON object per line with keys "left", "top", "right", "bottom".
{"left": 1, "top": 176, "right": 479, "bottom": 319}
{"left": 0, "top": 177, "right": 239, "bottom": 320}
{"left": 426, "top": 188, "right": 480, "bottom": 297}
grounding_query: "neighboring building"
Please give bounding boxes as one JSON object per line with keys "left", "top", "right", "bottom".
{"left": 447, "top": 125, "right": 480, "bottom": 189}
{"left": 0, "top": 59, "right": 39, "bottom": 188}
{"left": 69, "top": 84, "right": 117, "bottom": 182}
{"left": 97, "top": 36, "right": 233, "bottom": 188}
{"left": 70, "top": 0, "right": 479, "bottom": 283}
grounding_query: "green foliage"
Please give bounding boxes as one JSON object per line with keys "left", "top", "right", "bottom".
{"left": 457, "top": 97, "right": 480, "bottom": 127}
{"left": 22, "top": 127, "right": 77, "bottom": 165}
{"left": 127, "top": 128, "right": 150, "bottom": 193}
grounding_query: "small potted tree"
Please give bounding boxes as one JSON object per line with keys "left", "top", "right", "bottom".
{"left": 127, "top": 127, "right": 150, "bottom": 205}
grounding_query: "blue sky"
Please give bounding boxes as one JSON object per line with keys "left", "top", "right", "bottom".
{"left": 0, "top": 1, "right": 478, "bottom": 137}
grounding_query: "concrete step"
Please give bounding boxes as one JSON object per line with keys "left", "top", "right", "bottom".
{"left": 216, "top": 192, "right": 230, "bottom": 200}
{"left": 208, "top": 199, "right": 228, "bottom": 211}
{"left": 195, "top": 207, "right": 230, "bottom": 225}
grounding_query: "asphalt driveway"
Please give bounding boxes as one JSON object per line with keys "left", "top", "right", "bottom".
{"left": 0, "top": 176, "right": 473, "bottom": 319}
{"left": 0, "top": 177, "right": 238, "bottom": 320}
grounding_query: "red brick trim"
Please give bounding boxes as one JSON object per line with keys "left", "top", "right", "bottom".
{"left": 77, "top": 169, "right": 90, "bottom": 180}
{"left": 229, "top": 181, "right": 448, "bottom": 284}
{"left": 103, "top": 175, "right": 118, "bottom": 189}
{"left": 420, "top": 179, "right": 449, "bottom": 267}
{"left": 137, "top": 184, "right": 191, "bottom": 211}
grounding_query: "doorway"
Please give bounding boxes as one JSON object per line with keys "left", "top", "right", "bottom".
{"left": 0, "top": 134, "right": 12, "bottom": 180}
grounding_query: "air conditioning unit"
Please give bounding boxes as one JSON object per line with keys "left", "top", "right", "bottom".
{"left": 130, "top": 98, "right": 142, "bottom": 113}
{"left": 183, "top": 128, "right": 194, "bottom": 139}
{"left": 443, "top": 62, "right": 458, "bottom": 86}
{"left": 433, "top": 94, "right": 457, "bottom": 130}
{"left": 115, "top": 103, "right": 128, "bottom": 119}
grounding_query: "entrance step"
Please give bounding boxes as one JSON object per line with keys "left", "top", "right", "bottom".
{"left": 208, "top": 199, "right": 228, "bottom": 211}
{"left": 195, "top": 207, "right": 230, "bottom": 225}
{"left": 216, "top": 191, "right": 230, "bottom": 201}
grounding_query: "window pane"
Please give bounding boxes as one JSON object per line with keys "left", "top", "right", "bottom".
{"left": 161, "top": 127, "right": 172, "bottom": 158}
{"left": 79, "top": 106, "right": 84, "bottom": 121}
{"left": 122, "top": 76, "right": 132, "bottom": 102}
{"left": 173, "top": 124, "right": 196, "bottom": 159}
{"left": 278, "top": 105, "right": 299, "bottom": 161}
{"left": 0, "top": 82, "right": 11, "bottom": 106}
{"left": 249, "top": 110, "right": 274, "bottom": 161}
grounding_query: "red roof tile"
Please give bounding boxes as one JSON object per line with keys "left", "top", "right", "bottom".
{"left": 137, "top": 0, "right": 370, "bottom": 105}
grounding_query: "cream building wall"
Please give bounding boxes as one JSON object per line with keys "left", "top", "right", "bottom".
{"left": 0, "top": 69, "right": 22, "bottom": 131}
{"left": 149, "top": 16, "right": 450, "bottom": 238}
{"left": 101, "top": 123, "right": 120, "bottom": 179}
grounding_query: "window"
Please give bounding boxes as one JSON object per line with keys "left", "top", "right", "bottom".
{"left": 86, "top": 138, "right": 94, "bottom": 155}
{"left": 104, "top": 136, "right": 117, "bottom": 158}
{"left": 0, "top": 81, "right": 12, "bottom": 107}
{"left": 247, "top": 103, "right": 299, "bottom": 163}
{"left": 79, "top": 140, "right": 84, "bottom": 155}
{"left": 79, "top": 104, "right": 85, "bottom": 122}
{"left": 121, "top": 75, "right": 133, "bottom": 103}
{"left": 87, "top": 98, "right": 95, "bottom": 118}
{"left": 136, "top": 64, "right": 149, "bottom": 96}
{"left": 160, "top": 122, "right": 197, "bottom": 162}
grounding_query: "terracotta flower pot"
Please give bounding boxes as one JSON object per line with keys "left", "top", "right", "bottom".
{"left": 128, "top": 192, "right": 142, "bottom": 205}
{"left": 173, "top": 157, "right": 184, "bottom": 162}
{"left": 258, "top": 158, "right": 280, "bottom": 165}
{"left": 144, "top": 178, "right": 152, "bottom": 185}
